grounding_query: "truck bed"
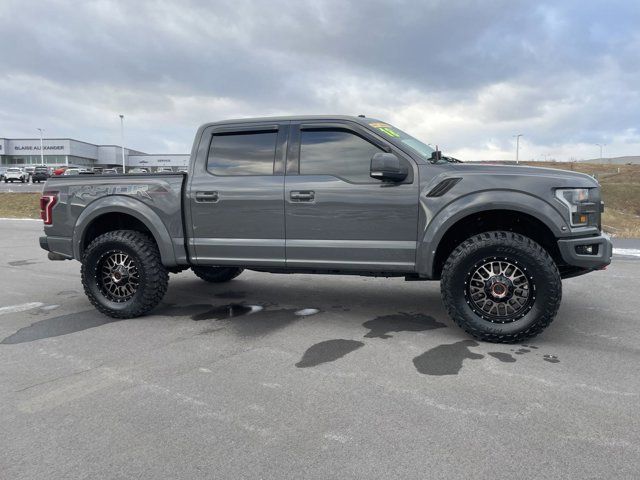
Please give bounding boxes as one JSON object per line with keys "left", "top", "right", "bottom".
{"left": 43, "top": 173, "right": 187, "bottom": 266}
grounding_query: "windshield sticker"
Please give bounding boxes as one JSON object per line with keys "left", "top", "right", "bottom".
{"left": 369, "top": 122, "right": 401, "bottom": 138}
{"left": 369, "top": 122, "right": 401, "bottom": 137}
{"left": 378, "top": 127, "right": 401, "bottom": 138}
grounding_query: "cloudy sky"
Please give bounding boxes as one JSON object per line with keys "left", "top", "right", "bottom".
{"left": 1, "top": 0, "right": 638, "bottom": 161}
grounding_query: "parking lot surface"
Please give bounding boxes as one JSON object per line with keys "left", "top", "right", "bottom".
{"left": 1, "top": 220, "right": 639, "bottom": 479}
{"left": 0, "top": 181, "right": 43, "bottom": 193}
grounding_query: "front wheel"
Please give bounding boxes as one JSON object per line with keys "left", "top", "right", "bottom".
{"left": 81, "top": 230, "right": 169, "bottom": 318}
{"left": 441, "top": 231, "right": 561, "bottom": 343}
{"left": 192, "top": 266, "right": 244, "bottom": 283}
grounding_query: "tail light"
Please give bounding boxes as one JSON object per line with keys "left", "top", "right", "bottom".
{"left": 40, "top": 192, "right": 58, "bottom": 225}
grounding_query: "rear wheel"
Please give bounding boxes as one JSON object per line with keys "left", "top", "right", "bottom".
{"left": 81, "top": 230, "right": 168, "bottom": 318}
{"left": 441, "top": 231, "right": 561, "bottom": 343}
{"left": 192, "top": 266, "right": 244, "bottom": 283}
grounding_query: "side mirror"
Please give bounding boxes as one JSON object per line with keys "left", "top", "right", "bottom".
{"left": 370, "top": 152, "right": 408, "bottom": 182}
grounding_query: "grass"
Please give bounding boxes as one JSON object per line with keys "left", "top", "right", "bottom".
{"left": 0, "top": 193, "right": 41, "bottom": 219}
{"left": 1, "top": 163, "right": 639, "bottom": 237}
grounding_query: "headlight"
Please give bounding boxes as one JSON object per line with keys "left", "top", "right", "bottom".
{"left": 555, "top": 188, "right": 594, "bottom": 227}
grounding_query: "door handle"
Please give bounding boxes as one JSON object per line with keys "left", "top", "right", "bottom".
{"left": 195, "top": 191, "right": 219, "bottom": 203}
{"left": 290, "top": 190, "right": 315, "bottom": 202}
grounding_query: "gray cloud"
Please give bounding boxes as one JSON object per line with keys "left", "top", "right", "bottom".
{"left": 0, "top": 0, "right": 639, "bottom": 159}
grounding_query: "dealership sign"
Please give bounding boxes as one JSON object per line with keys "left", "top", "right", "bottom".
{"left": 13, "top": 144, "right": 65, "bottom": 151}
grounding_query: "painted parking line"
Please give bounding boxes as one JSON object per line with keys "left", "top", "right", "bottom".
{"left": 613, "top": 248, "right": 640, "bottom": 258}
{"left": 0, "top": 302, "right": 45, "bottom": 316}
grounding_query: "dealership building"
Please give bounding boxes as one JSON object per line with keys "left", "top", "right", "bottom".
{"left": 0, "top": 138, "right": 189, "bottom": 171}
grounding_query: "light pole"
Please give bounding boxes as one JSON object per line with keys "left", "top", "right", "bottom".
{"left": 119, "top": 114, "right": 126, "bottom": 173}
{"left": 596, "top": 143, "right": 605, "bottom": 163}
{"left": 36, "top": 128, "right": 45, "bottom": 165}
{"left": 514, "top": 134, "right": 523, "bottom": 164}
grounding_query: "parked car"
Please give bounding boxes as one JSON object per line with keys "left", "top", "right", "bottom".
{"left": 53, "top": 166, "right": 70, "bottom": 176}
{"left": 157, "top": 167, "right": 174, "bottom": 173}
{"left": 177, "top": 168, "right": 188, "bottom": 173}
{"left": 102, "top": 168, "right": 119, "bottom": 175}
{"left": 63, "top": 168, "right": 80, "bottom": 176}
{"left": 40, "top": 115, "right": 612, "bottom": 343}
{"left": 128, "top": 168, "right": 149, "bottom": 174}
{"left": 4, "top": 167, "right": 28, "bottom": 183}
{"left": 24, "top": 165, "right": 36, "bottom": 178}
{"left": 31, "top": 166, "right": 50, "bottom": 183}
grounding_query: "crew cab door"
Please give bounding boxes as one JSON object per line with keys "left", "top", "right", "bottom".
{"left": 284, "top": 122, "right": 419, "bottom": 271}
{"left": 187, "top": 122, "right": 288, "bottom": 266}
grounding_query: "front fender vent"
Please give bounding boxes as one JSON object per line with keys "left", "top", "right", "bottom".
{"left": 426, "top": 178, "right": 462, "bottom": 197}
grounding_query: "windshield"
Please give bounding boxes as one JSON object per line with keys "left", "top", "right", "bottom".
{"left": 367, "top": 121, "right": 435, "bottom": 158}
{"left": 8, "top": 168, "right": 21, "bottom": 172}
{"left": 367, "top": 121, "right": 460, "bottom": 163}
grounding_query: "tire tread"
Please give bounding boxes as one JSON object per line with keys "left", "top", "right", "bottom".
{"left": 441, "top": 231, "right": 561, "bottom": 343}
{"left": 81, "top": 230, "right": 168, "bottom": 319}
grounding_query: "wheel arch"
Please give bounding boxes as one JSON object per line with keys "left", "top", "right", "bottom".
{"left": 73, "top": 196, "right": 177, "bottom": 267}
{"left": 418, "top": 192, "right": 567, "bottom": 279}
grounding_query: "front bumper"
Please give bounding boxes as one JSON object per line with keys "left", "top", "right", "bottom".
{"left": 557, "top": 233, "right": 612, "bottom": 269}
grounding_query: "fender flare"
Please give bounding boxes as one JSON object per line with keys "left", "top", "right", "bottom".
{"left": 73, "top": 196, "right": 178, "bottom": 267}
{"left": 417, "top": 190, "right": 568, "bottom": 278}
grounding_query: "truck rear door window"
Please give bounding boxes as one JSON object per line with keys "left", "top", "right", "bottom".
{"left": 299, "top": 129, "right": 382, "bottom": 183}
{"left": 207, "top": 130, "right": 277, "bottom": 176}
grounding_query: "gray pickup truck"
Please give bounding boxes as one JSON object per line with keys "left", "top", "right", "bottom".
{"left": 40, "top": 115, "right": 612, "bottom": 342}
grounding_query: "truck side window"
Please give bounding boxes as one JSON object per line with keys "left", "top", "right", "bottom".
{"left": 299, "top": 129, "right": 382, "bottom": 183}
{"left": 207, "top": 130, "right": 277, "bottom": 176}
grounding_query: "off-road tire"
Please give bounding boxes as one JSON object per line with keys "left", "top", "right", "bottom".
{"left": 81, "top": 230, "right": 168, "bottom": 319}
{"left": 192, "top": 266, "right": 244, "bottom": 283}
{"left": 441, "top": 231, "right": 561, "bottom": 343}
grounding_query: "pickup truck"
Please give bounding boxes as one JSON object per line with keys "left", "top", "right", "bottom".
{"left": 39, "top": 115, "right": 612, "bottom": 343}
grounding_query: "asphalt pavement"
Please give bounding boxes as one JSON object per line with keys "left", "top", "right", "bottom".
{"left": 0, "top": 181, "right": 44, "bottom": 193}
{"left": 1, "top": 220, "right": 639, "bottom": 479}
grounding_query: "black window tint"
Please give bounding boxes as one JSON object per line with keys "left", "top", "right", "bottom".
{"left": 299, "top": 129, "right": 382, "bottom": 183}
{"left": 207, "top": 131, "right": 277, "bottom": 176}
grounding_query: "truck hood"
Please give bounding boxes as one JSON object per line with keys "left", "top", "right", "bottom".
{"left": 443, "top": 163, "right": 599, "bottom": 188}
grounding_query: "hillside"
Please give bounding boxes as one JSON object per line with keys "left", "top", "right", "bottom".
{"left": 581, "top": 156, "right": 640, "bottom": 165}
{"left": 520, "top": 161, "right": 640, "bottom": 237}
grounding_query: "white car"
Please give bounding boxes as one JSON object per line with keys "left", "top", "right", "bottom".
{"left": 129, "top": 168, "right": 149, "bottom": 174}
{"left": 4, "top": 168, "right": 28, "bottom": 183}
{"left": 157, "top": 167, "right": 173, "bottom": 173}
{"left": 63, "top": 168, "right": 80, "bottom": 176}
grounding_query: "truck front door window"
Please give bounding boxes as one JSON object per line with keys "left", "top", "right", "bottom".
{"left": 207, "top": 131, "right": 277, "bottom": 176}
{"left": 299, "top": 129, "right": 381, "bottom": 183}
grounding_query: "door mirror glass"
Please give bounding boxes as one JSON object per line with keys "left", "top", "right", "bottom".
{"left": 370, "top": 152, "right": 408, "bottom": 182}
